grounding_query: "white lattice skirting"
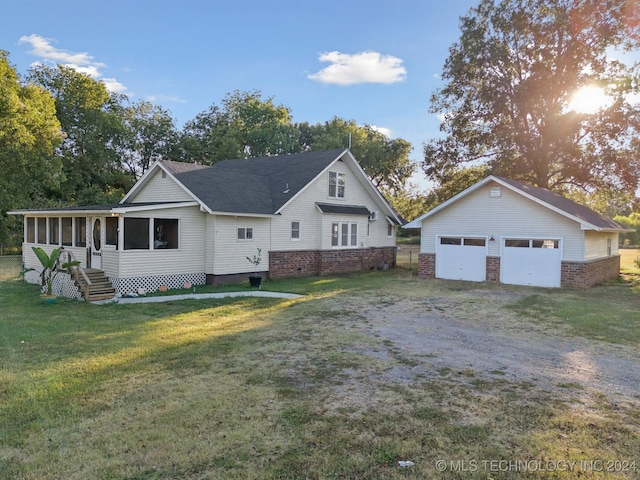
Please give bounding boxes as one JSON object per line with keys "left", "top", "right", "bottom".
{"left": 24, "top": 269, "right": 84, "bottom": 300}
{"left": 111, "top": 273, "right": 207, "bottom": 296}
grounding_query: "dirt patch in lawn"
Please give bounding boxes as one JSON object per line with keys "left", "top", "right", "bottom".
{"left": 319, "top": 288, "right": 640, "bottom": 413}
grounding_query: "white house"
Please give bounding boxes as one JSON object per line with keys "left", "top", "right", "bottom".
{"left": 11, "top": 149, "right": 403, "bottom": 300}
{"left": 404, "top": 175, "right": 633, "bottom": 288}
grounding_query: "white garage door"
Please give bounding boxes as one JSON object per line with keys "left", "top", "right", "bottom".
{"left": 501, "top": 238, "right": 561, "bottom": 288}
{"left": 436, "top": 236, "right": 487, "bottom": 282}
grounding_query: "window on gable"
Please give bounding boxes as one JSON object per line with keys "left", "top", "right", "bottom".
{"left": 238, "top": 227, "right": 253, "bottom": 241}
{"left": 291, "top": 221, "right": 300, "bottom": 240}
{"left": 329, "top": 171, "right": 345, "bottom": 198}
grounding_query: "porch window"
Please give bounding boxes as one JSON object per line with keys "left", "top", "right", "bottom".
{"left": 62, "top": 217, "right": 73, "bottom": 246}
{"left": 75, "top": 218, "right": 86, "bottom": 247}
{"left": 105, "top": 217, "right": 118, "bottom": 248}
{"left": 124, "top": 218, "right": 150, "bottom": 250}
{"left": 154, "top": 219, "right": 178, "bottom": 249}
{"left": 37, "top": 218, "right": 46, "bottom": 243}
{"left": 26, "top": 218, "right": 35, "bottom": 243}
{"left": 48, "top": 218, "right": 59, "bottom": 245}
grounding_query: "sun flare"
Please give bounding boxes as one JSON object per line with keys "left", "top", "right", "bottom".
{"left": 568, "top": 86, "right": 612, "bottom": 114}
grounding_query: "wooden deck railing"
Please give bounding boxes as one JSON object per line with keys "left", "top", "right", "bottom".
{"left": 62, "top": 249, "right": 92, "bottom": 301}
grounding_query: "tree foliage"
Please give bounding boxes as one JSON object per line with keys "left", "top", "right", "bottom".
{"left": 176, "top": 92, "right": 415, "bottom": 195}
{"left": 28, "top": 64, "right": 133, "bottom": 205}
{"left": 116, "top": 101, "right": 178, "bottom": 180}
{"left": 175, "top": 90, "right": 300, "bottom": 163}
{"left": 0, "top": 51, "right": 63, "bottom": 249}
{"left": 424, "top": 0, "right": 640, "bottom": 207}
{"left": 297, "top": 117, "right": 414, "bottom": 194}
{"left": 614, "top": 211, "right": 640, "bottom": 246}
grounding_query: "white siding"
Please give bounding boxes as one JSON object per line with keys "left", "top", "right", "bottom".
{"left": 213, "top": 216, "right": 270, "bottom": 275}
{"left": 111, "top": 206, "right": 206, "bottom": 278}
{"left": 420, "top": 182, "right": 585, "bottom": 262}
{"left": 584, "top": 231, "right": 619, "bottom": 260}
{"left": 129, "top": 169, "right": 193, "bottom": 203}
{"left": 271, "top": 159, "right": 395, "bottom": 251}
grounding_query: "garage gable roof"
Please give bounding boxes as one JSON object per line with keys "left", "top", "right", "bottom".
{"left": 404, "top": 175, "right": 633, "bottom": 232}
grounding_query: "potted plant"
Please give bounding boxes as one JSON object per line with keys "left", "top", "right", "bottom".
{"left": 246, "top": 248, "right": 262, "bottom": 288}
{"left": 31, "top": 247, "right": 80, "bottom": 303}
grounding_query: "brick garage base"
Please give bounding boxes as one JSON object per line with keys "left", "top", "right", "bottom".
{"left": 561, "top": 255, "right": 621, "bottom": 288}
{"left": 486, "top": 256, "right": 500, "bottom": 282}
{"left": 418, "top": 253, "right": 436, "bottom": 279}
{"left": 269, "top": 247, "right": 397, "bottom": 280}
{"left": 418, "top": 253, "right": 620, "bottom": 288}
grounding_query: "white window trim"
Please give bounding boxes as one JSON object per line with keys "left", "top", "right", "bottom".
{"left": 291, "top": 221, "right": 301, "bottom": 241}
{"left": 237, "top": 227, "right": 254, "bottom": 241}
{"left": 331, "top": 221, "right": 358, "bottom": 248}
{"left": 328, "top": 171, "right": 346, "bottom": 199}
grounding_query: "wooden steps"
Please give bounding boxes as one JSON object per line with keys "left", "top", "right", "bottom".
{"left": 75, "top": 268, "right": 116, "bottom": 302}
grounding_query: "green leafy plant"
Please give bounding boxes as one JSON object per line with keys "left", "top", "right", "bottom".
{"left": 246, "top": 248, "right": 262, "bottom": 276}
{"left": 31, "top": 247, "right": 80, "bottom": 296}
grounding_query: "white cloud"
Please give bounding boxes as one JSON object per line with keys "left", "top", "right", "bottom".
{"left": 308, "top": 50, "right": 407, "bottom": 86}
{"left": 369, "top": 125, "right": 393, "bottom": 137}
{"left": 101, "top": 78, "right": 129, "bottom": 94}
{"left": 19, "top": 34, "right": 127, "bottom": 94}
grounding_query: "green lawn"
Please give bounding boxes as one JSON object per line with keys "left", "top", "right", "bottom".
{"left": 1, "top": 271, "right": 639, "bottom": 479}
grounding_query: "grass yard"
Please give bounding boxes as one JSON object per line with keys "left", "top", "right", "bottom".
{"left": 1, "top": 269, "right": 639, "bottom": 479}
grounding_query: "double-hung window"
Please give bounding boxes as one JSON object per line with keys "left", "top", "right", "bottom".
{"left": 331, "top": 222, "right": 357, "bottom": 247}
{"left": 238, "top": 227, "right": 253, "bottom": 240}
{"left": 291, "top": 221, "right": 300, "bottom": 240}
{"left": 328, "top": 171, "right": 345, "bottom": 198}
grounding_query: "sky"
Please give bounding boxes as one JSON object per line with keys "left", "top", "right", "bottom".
{"left": 2, "top": 0, "right": 481, "bottom": 191}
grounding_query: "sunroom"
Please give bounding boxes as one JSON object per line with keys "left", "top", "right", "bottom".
{"left": 12, "top": 201, "right": 206, "bottom": 296}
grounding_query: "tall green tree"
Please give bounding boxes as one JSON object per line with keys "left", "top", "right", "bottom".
{"left": 117, "top": 101, "right": 178, "bottom": 180}
{"left": 298, "top": 117, "right": 414, "bottom": 193}
{"left": 0, "top": 51, "right": 63, "bottom": 249}
{"left": 175, "top": 90, "right": 300, "bottom": 163}
{"left": 28, "top": 64, "right": 133, "bottom": 205}
{"left": 424, "top": 0, "right": 640, "bottom": 207}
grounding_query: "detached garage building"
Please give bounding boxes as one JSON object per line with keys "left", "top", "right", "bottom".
{"left": 404, "top": 176, "right": 633, "bottom": 288}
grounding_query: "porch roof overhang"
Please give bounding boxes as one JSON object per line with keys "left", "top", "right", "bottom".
{"left": 8, "top": 202, "right": 198, "bottom": 216}
{"left": 315, "top": 203, "right": 371, "bottom": 216}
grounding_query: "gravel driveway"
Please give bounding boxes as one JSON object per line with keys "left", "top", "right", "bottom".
{"left": 328, "top": 288, "right": 639, "bottom": 408}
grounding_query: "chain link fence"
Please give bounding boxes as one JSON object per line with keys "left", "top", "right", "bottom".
{"left": 0, "top": 255, "right": 22, "bottom": 281}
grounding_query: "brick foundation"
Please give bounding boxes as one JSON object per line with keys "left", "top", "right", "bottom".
{"left": 418, "top": 253, "right": 436, "bottom": 279}
{"left": 269, "top": 247, "right": 397, "bottom": 280}
{"left": 561, "top": 255, "right": 621, "bottom": 288}
{"left": 486, "top": 256, "right": 500, "bottom": 282}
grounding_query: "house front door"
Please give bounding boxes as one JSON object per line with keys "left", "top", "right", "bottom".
{"left": 91, "top": 217, "right": 102, "bottom": 269}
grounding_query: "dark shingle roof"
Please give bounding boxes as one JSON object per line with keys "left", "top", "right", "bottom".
{"left": 169, "top": 149, "right": 346, "bottom": 214}
{"left": 496, "top": 176, "right": 629, "bottom": 230}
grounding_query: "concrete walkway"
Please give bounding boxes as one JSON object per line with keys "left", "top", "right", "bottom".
{"left": 94, "top": 290, "right": 303, "bottom": 305}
